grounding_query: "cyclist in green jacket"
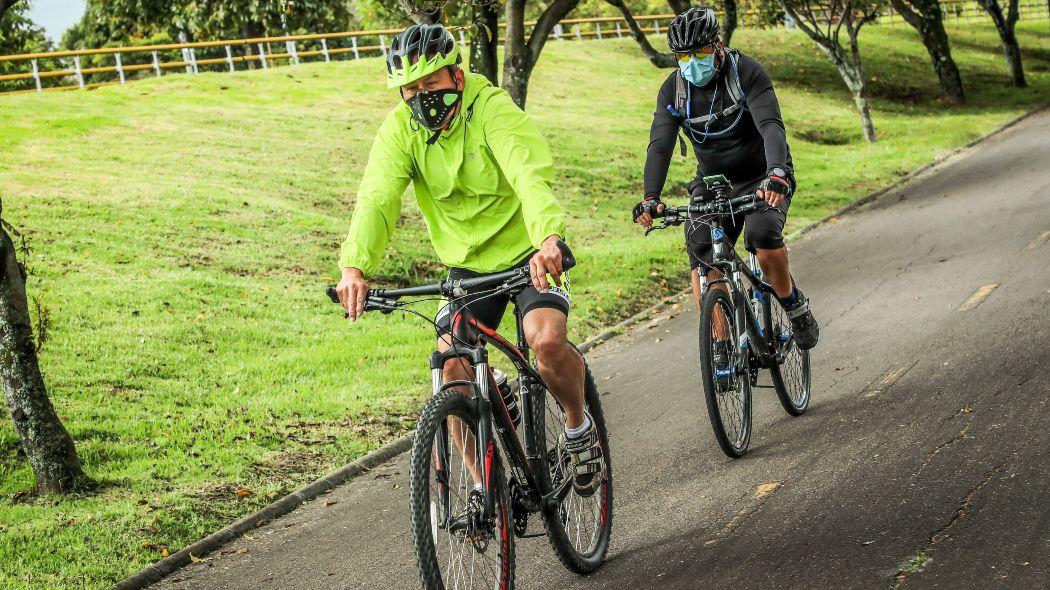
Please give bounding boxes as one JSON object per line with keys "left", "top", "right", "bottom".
{"left": 335, "top": 24, "right": 603, "bottom": 496}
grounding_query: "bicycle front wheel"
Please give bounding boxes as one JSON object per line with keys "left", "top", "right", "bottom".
{"left": 410, "top": 389, "right": 515, "bottom": 590}
{"left": 529, "top": 348, "right": 613, "bottom": 574}
{"left": 699, "top": 288, "right": 752, "bottom": 458}
{"left": 768, "top": 296, "right": 812, "bottom": 416}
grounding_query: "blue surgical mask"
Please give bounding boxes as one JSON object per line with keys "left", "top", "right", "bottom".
{"left": 679, "top": 54, "right": 717, "bottom": 87}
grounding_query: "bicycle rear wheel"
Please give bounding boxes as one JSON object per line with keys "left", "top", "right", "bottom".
{"left": 699, "top": 288, "right": 752, "bottom": 458}
{"left": 528, "top": 349, "right": 613, "bottom": 574}
{"left": 411, "top": 389, "right": 515, "bottom": 590}
{"left": 767, "top": 296, "right": 811, "bottom": 416}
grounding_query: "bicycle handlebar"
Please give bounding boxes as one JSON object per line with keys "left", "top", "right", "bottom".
{"left": 645, "top": 193, "right": 762, "bottom": 235}
{"left": 325, "top": 240, "right": 576, "bottom": 312}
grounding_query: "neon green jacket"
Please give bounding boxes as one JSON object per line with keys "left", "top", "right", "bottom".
{"left": 338, "top": 72, "right": 566, "bottom": 276}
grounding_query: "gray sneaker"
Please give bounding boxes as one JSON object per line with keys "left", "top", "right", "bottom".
{"left": 561, "top": 414, "right": 604, "bottom": 498}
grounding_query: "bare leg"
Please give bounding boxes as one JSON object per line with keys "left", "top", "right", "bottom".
{"left": 695, "top": 266, "right": 732, "bottom": 341}
{"left": 436, "top": 335, "right": 482, "bottom": 485}
{"left": 522, "top": 308, "right": 586, "bottom": 429}
{"left": 755, "top": 247, "right": 793, "bottom": 299}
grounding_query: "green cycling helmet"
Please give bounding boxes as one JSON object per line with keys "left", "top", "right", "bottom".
{"left": 386, "top": 24, "right": 462, "bottom": 89}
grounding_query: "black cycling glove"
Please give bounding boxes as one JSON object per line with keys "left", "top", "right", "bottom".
{"left": 632, "top": 196, "right": 663, "bottom": 222}
{"left": 759, "top": 173, "right": 791, "bottom": 198}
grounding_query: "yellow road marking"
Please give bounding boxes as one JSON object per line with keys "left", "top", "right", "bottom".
{"left": 754, "top": 482, "right": 782, "bottom": 500}
{"left": 956, "top": 283, "right": 1000, "bottom": 312}
{"left": 1022, "top": 231, "right": 1050, "bottom": 252}
{"left": 705, "top": 482, "right": 783, "bottom": 547}
{"left": 862, "top": 361, "right": 918, "bottom": 398}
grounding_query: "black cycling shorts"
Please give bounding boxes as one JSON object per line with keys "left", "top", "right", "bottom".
{"left": 434, "top": 253, "right": 571, "bottom": 338}
{"left": 685, "top": 176, "right": 790, "bottom": 271}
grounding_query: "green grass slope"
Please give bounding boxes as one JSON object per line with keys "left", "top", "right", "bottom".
{"left": 0, "top": 22, "right": 1046, "bottom": 589}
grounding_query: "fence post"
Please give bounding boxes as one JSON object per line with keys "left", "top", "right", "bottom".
{"left": 653, "top": 20, "right": 660, "bottom": 34}
{"left": 72, "top": 55, "right": 84, "bottom": 89}
{"left": 459, "top": 29, "right": 467, "bottom": 46}
{"left": 596, "top": 23, "right": 602, "bottom": 39}
{"left": 225, "top": 44, "right": 235, "bottom": 71}
{"left": 351, "top": 36, "right": 360, "bottom": 59}
{"left": 380, "top": 35, "right": 388, "bottom": 57}
{"left": 616, "top": 22, "right": 622, "bottom": 37}
{"left": 152, "top": 50, "right": 161, "bottom": 77}
{"left": 287, "top": 40, "right": 299, "bottom": 65}
{"left": 574, "top": 24, "right": 582, "bottom": 40}
{"left": 554, "top": 24, "right": 564, "bottom": 40}
{"left": 115, "top": 52, "right": 126, "bottom": 85}
{"left": 258, "top": 43, "right": 268, "bottom": 69}
{"left": 30, "top": 59, "right": 41, "bottom": 92}
{"left": 321, "top": 38, "right": 330, "bottom": 62}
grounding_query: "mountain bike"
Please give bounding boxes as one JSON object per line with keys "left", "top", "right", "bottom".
{"left": 325, "top": 243, "right": 612, "bottom": 589}
{"left": 645, "top": 174, "right": 811, "bottom": 457}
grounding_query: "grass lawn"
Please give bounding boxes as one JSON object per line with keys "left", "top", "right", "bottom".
{"left": 0, "top": 21, "right": 1047, "bottom": 590}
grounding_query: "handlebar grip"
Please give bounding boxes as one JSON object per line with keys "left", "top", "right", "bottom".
{"left": 556, "top": 240, "right": 576, "bottom": 272}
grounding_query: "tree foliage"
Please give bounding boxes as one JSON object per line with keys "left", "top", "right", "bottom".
{"left": 0, "top": 1, "right": 57, "bottom": 92}
{"left": 63, "top": 0, "right": 358, "bottom": 50}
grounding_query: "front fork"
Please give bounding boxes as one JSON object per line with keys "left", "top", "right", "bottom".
{"left": 429, "top": 349, "right": 500, "bottom": 526}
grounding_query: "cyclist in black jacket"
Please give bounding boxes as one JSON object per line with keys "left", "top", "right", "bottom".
{"left": 632, "top": 7, "right": 819, "bottom": 350}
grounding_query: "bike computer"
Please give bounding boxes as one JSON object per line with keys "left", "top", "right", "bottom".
{"left": 702, "top": 174, "right": 732, "bottom": 191}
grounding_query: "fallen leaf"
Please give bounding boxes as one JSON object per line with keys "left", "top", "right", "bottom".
{"left": 235, "top": 488, "right": 254, "bottom": 497}
{"left": 861, "top": 540, "right": 875, "bottom": 546}
{"left": 189, "top": 553, "right": 205, "bottom": 563}
{"left": 961, "top": 405, "right": 974, "bottom": 414}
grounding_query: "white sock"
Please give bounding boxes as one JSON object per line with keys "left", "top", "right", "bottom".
{"left": 564, "top": 414, "right": 592, "bottom": 439}
{"left": 473, "top": 482, "right": 483, "bottom": 492}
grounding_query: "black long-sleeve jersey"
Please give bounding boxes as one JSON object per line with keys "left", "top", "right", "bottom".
{"left": 643, "top": 52, "right": 793, "bottom": 198}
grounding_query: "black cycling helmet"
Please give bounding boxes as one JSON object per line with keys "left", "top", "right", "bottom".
{"left": 386, "top": 23, "right": 461, "bottom": 88}
{"left": 667, "top": 7, "right": 720, "bottom": 53}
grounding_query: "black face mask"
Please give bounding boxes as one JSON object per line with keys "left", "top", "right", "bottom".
{"left": 406, "top": 88, "right": 462, "bottom": 131}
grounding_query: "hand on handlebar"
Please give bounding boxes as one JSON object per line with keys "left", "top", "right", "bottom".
{"left": 530, "top": 235, "right": 566, "bottom": 292}
{"left": 336, "top": 267, "right": 369, "bottom": 322}
{"left": 632, "top": 197, "right": 665, "bottom": 229}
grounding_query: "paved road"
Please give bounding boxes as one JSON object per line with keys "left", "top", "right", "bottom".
{"left": 153, "top": 110, "right": 1050, "bottom": 590}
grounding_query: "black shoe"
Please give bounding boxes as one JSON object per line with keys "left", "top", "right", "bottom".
{"left": 785, "top": 292, "right": 819, "bottom": 350}
{"left": 712, "top": 341, "right": 733, "bottom": 389}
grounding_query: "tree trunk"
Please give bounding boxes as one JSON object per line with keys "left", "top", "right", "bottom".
{"left": 667, "top": 0, "right": 691, "bottom": 15}
{"left": 890, "top": 0, "right": 965, "bottom": 104}
{"left": 502, "top": 0, "right": 532, "bottom": 107}
{"left": 846, "top": 29, "right": 877, "bottom": 143}
{"left": 606, "top": 0, "right": 677, "bottom": 68}
{"left": 720, "top": 0, "right": 738, "bottom": 46}
{"left": 977, "top": 0, "right": 1026, "bottom": 87}
{"left": 501, "top": 0, "right": 579, "bottom": 108}
{"left": 470, "top": 0, "right": 500, "bottom": 85}
{"left": 0, "top": 220, "right": 85, "bottom": 494}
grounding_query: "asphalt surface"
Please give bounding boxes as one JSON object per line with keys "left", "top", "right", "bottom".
{"left": 152, "top": 110, "right": 1050, "bottom": 590}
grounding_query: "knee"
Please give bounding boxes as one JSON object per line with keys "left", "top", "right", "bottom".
{"left": 529, "top": 329, "right": 567, "bottom": 364}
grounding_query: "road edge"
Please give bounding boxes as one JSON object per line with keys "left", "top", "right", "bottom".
{"left": 785, "top": 103, "right": 1049, "bottom": 241}
{"left": 112, "top": 435, "right": 413, "bottom": 590}
{"left": 117, "top": 102, "right": 1047, "bottom": 590}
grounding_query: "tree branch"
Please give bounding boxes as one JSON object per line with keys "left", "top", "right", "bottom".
{"left": 604, "top": 0, "right": 677, "bottom": 68}
{"left": 0, "top": 0, "right": 21, "bottom": 19}
{"left": 888, "top": 0, "right": 923, "bottom": 28}
{"left": 526, "top": 0, "right": 579, "bottom": 64}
